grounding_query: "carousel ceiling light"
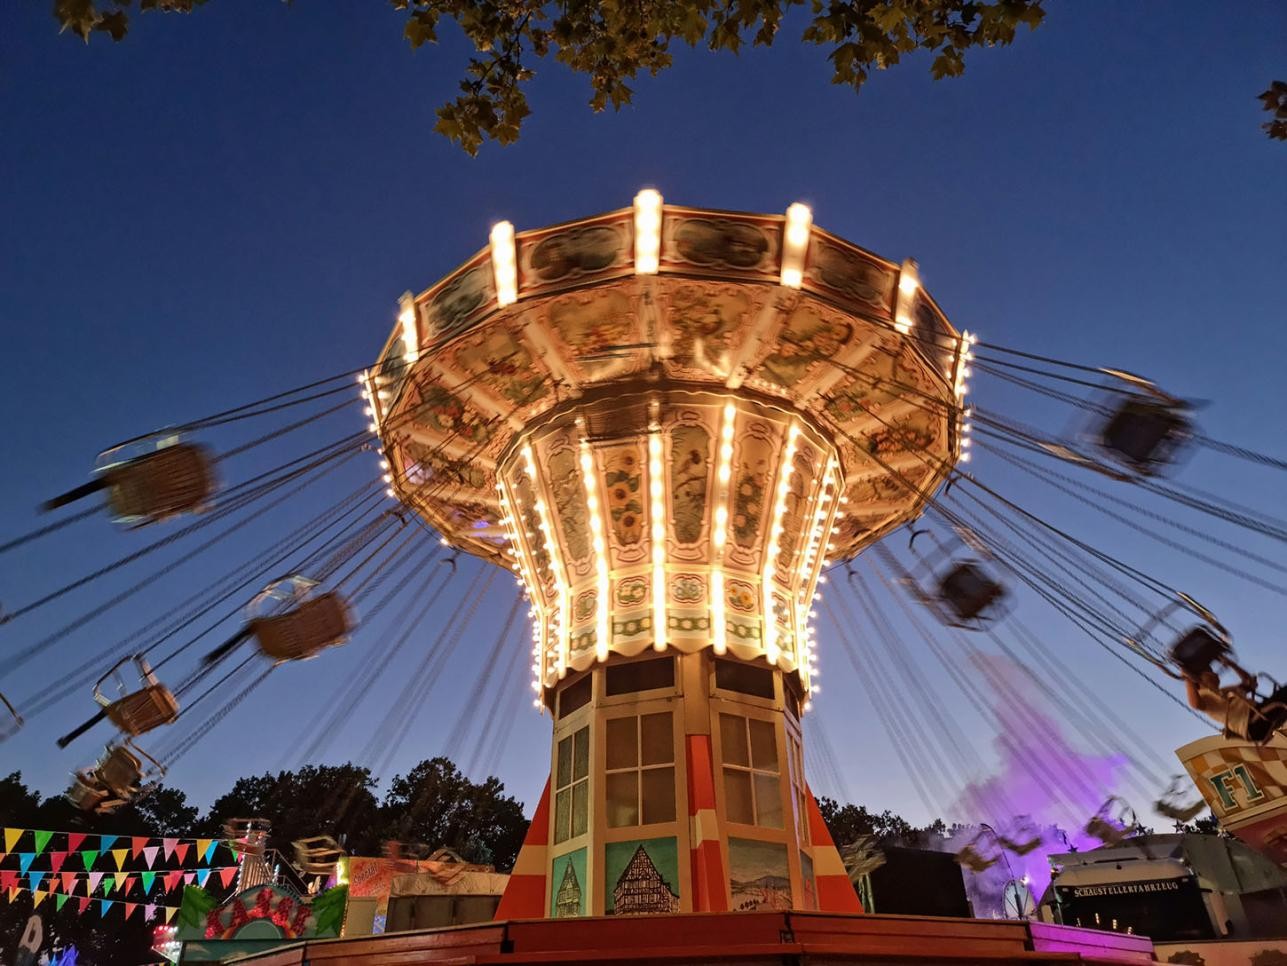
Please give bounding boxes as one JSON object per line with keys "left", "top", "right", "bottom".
{"left": 763, "top": 423, "right": 800, "bottom": 665}
{"left": 895, "top": 257, "right": 920, "bottom": 334}
{"left": 399, "top": 293, "right": 419, "bottom": 364}
{"left": 634, "top": 189, "right": 663, "bottom": 275}
{"left": 490, "top": 221, "right": 519, "bottom": 307}
{"left": 780, "top": 202, "right": 812, "bottom": 289}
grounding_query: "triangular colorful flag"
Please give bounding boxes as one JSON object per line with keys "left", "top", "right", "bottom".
{"left": 33, "top": 831, "right": 53, "bottom": 856}
{"left": 0, "top": 870, "right": 15, "bottom": 890}
{"left": 195, "top": 838, "right": 213, "bottom": 864}
{"left": 3, "top": 828, "right": 22, "bottom": 853}
{"left": 28, "top": 872, "right": 46, "bottom": 892}
{"left": 111, "top": 848, "right": 128, "bottom": 871}
{"left": 18, "top": 853, "right": 36, "bottom": 876}
{"left": 98, "top": 834, "right": 118, "bottom": 853}
{"left": 48, "top": 851, "right": 67, "bottom": 874}
{"left": 201, "top": 839, "right": 218, "bottom": 864}
{"left": 66, "top": 832, "right": 87, "bottom": 853}
{"left": 174, "top": 843, "right": 191, "bottom": 865}
{"left": 32, "top": 890, "right": 47, "bottom": 909}
{"left": 162, "top": 837, "right": 178, "bottom": 860}
{"left": 55, "top": 893, "right": 68, "bottom": 911}
{"left": 124, "top": 902, "right": 137, "bottom": 920}
{"left": 141, "top": 871, "right": 156, "bottom": 894}
{"left": 131, "top": 836, "right": 148, "bottom": 859}
{"left": 102, "top": 875, "right": 115, "bottom": 895}
{"left": 164, "top": 906, "right": 176, "bottom": 923}
{"left": 61, "top": 872, "right": 78, "bottom": 894}
{"left": 77, "top": 896, "right": 90, "bottom": 915}
{"left": 99, "top": 899, "right": 113, "bottom": 917}
{"left": 118, "top": 874, "right": 135, "bottom": 895}
{"left": 142, "top": 846, "right": 158, "bottom": 868}
{"left": 80, "top": 850, "right": 98, "bottom": 872}
{"left": 218, "top": 867, "right": 237, "bottom": 888}
{"left": 163, "top": 870, "right": 182, "bottom": 893}
{"left": 6, "top": 887, "right": 18, "bottom": 903}
{"left": 145, "top": 903, "right": 156, "bottom": 921}
{"left": 87, "top": 871, "right": 103, "bottom": 894}
{"left": 183, "top": 872, "right": 195, "bottom": 885}
{"left": 196, "top": 869, "right": 211, "bottom": 888}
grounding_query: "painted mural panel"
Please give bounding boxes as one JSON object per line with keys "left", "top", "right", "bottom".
{"left": 550, "top": 848, "right": 588, "bottom": 919}
{"left": 670, "top": 422, "right": 710, "bottom": 545}
{"left": 802, "top": 235, "right": 895, "bottom": 316}
{"left": 420, "top": 257, "right": 496, "bottom": 346}
{"left": 799, "top": 851, "right": 817, "bottom": 911}
{"left": 604, "top": 837, "right": 680, "bottom": 915}
{"left": 728, "top": 838, "right": 791, "bottom": 912}
{"left": 664, "top": 283, "right": 752, "bottom": 380}
{"left": 757, "top": 304, "right": 857, "bottom": 392}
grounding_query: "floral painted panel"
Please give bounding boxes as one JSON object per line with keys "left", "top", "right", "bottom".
{"left": 758, "top": 305, "right": 857, "bottom": 391}
{"left": 445, "top": 326, "right": 547, "bottom": 411}
{"left": 664, "top": 283, "right": 751, "bottom": 380}
{"left": 730, "top": 430, "right": 774, "bottom": 554}
{"left": 421, "top": 258, "right": 496, "bottom": 346}
{"left": 601, "top": 445, "right": 645, "bottom": 550}
{"left": 546, "top": 435, "right": 591, "bottom": 569}
{"left": 669, "top": 423, "right": 710, "bottom": 545}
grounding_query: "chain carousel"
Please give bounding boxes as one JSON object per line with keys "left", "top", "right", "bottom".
{"left": 3, "top": 191, "right": 1286, "bottom": 961}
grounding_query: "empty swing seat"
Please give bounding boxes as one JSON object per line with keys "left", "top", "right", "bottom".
{"left": 937, "top": 562, "right": 1004, "bottom": 622}
{"left": 106, "top": 443, "right": 214, "bottom": 523}
{"left": 102, "top": 683, "right": 179, "bottom": 735}
{"left": 250, "top": 592, "right": 353, "bottom": 662}
{"left": 97, "top": 745, "right": 145, "bottom": 797}
{"left": 1100, "top": 398, "right": 1189, "bottom": 472}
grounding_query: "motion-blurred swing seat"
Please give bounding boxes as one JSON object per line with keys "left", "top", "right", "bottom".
{"left": 250, "top": 592, "right": 353, "bottom": 662}
{"left": 1098, "top": 396, "right": 1190, "bottom": 475}
{"left": 0, "top": 692, "right": 22, "bottom": 741}
{"left": 936, "top": 560, "right": 1006, "bottom": 623}
{"left": 95, "top": 656, "right": 179, "bottom": 736}
{"left": 293, "top": 835, "right": 345, "bottom": 875}
{"left": 224, "top": 817, "right": 272, "bottom": 856}
{"left": 44, "top": 441, "right": 216, "bottom": 526}
{"left": 67, "top": 740, "right": 164, "bottom": 814}
{"left": 954, "top": 844, "right": 999, "bottom": 873}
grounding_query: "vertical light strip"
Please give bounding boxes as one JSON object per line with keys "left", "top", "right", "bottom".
{"left": 894, "top": 257, "right": 919, "bottom": 334}
{"left": 498, "top": 477, "right": 546, "bottom": 708}
{"left": 579, "top": 438, "right": 612, "bottom": 662}
{"left": 490, "top": 221, "right": 518, "bottom": 307}
{"left": 398, "top": 293, "right": 420, "bottom": 364}
{"left": 955, "top": 329, "right": 976, "bottom": 464}
{"left": 710, "top": 401, "right": 737, "bottom": 655}
{"left": 523, "top": 444, "right": 569, "bottom": 678}
{"left": 762, "top": 423, "right": 800, "bottom": 666}
{"left": 648, "top": 428, "right": 667, "bottom": 653}
{"left": 780, "top": 202, "right": 812, "bottom": 289}
{"left": 634, "top": 189, "right": 663, "bottom": 275}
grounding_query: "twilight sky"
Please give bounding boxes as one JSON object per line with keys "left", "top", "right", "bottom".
{"left": 1, "top": 1, "right": 1284, "bottom": 827}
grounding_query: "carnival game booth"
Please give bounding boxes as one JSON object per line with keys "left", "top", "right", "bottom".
{"left": 342, "top": 849, "right": 508, "bottom": 936}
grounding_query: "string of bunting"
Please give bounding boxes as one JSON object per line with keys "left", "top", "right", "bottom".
{"left": 1, "top": 881, "right": 180, "bottom": 923}
{"left": 0, "top": 865, "right": 239, "bottom": 897}
{"left": 0, "top": 829, "right": 232, "bottom": 875}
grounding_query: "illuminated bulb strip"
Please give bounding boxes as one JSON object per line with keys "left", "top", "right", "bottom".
{"left": 523, "top": 445, "right": 569, "bottom": 677}
{"left": 498, "top": 478, "right": 546, "bottom": 698}
{"left": 490, "top": 221, "right": 518, "bottom": 307}
{"left": 579, "top": 443, "right": 612, "bottom": 662}
{"left": 955, "top": 330, "right": 976, "bottom": 463}
{"left": 710, "top": 401, "right": 737, "bottom": 655}
{"left": 362, "top": 370, "right": 381, "bottom": 433}
{"left": 648, "top": 430, "right": 667, "bottom": 652}
{"left": 894, "top": 258, "right": 920, "bottom": 335}
{"left": 399, "top": 293, "right": 420, "bottom": 364}
{"left": 762, "top": 423, "right": 800, "bottom": 666}
{"left": 780, "top": 202, "right": 812, "bottom": 289}
{"left": 634, "top": 189, "right": 663, "bottom": 275}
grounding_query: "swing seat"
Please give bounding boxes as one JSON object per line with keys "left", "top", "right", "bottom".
{"left": 1169, "top": 625, "right": 1230, "bottom": 678}
{"left": 251, "top": 592, "right": 353, "bottom": 662}
{"left": 105, "top": 443, "right": 215, "bottom": 524}
{"left": 997, "top": 834, "right": 1042, "bottom": 856}
{"left": 1085, "top": 815, "right": 1130, "bottom": 846}
{"left": 97, "top": 744, "right": 146, "bottom": 797}
{"left": 102, "top": 684, "right": 179, "bottom": 736}
{"left": 954, "top": 845, "right": 998, "bottom": 873}
{"left": 1243, "top": 685, "right": 1287, "bottom": 745}
{"left": 293, "top": 835, "right": 345, "bottom": 874}
{"left": 937, "top": 561, "right": 1005, "bottom": 622}
{"left": 1099, "top": 398, "right": 1190, "bottom": 474}
{"left": 1155, "top": 798, "right": 1205, "bottom": 822}
{"left": 67, "top": 772, "right": 110, "bottom": 812}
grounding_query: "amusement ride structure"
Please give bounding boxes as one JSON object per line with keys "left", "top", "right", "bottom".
{"left": 2, "top": 191, "right": 1286, "bottom": 957}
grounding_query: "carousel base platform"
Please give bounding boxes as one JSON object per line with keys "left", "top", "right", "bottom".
{"left": 218, "top": 911, "right": 1154, "bottom": 965}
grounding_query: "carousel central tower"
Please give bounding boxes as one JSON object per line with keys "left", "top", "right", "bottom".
{"left": 368, "top": 191, "right": 967, "bottom": 918}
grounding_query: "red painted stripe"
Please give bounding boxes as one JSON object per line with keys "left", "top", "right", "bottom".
{"left": 816, "top": 873, "right": 864, "bottom": 913}
{"left": 686, "top": 734, "right": 717, "bottom": 815}
{"left": 495, "top": 874, "right": 547, "bottom": 921}
{"left": 525, "top": 777, "right": 552, "bottom": 846}
{"left": 690, "top": 838, "right": 729, "bottom": 913}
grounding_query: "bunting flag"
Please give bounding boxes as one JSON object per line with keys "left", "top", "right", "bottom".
{"left": 142, "top": 846, "right": 158, "bottom": 868}
{"left": 98, "top": 835, "right": 118, "bottom": 853}
{"left": 66, "top": 833, "right": 87, "bottom": 854}
{"left": 196, "top": 838, "right": 215, "bottom": 864}
{"left": 32, "top": 890, "right": 47, "bottom": 908}
{"left": 77, "top": 897, "right": 90, "bottom": 915}
{"left": 164, "top": 906, "right": 176, "bottom": 923}
{"left": 34, "top": 831, "right": 53, "bottom": 856}
{"left": 4, "top": 829, "right": 21, "bottom": 853}
{"left": 0, "top": 871, "right": 15, "bottom": 890}
{"left": 174, "top": 843, "right": 191, "bottom": 865}
{"left": 102, "top": 875, "right": 115, "bottom": 895}
{"left": 218, "top": 867, "right": 237, "bottom": 888}
{"left": 55, "top": 893, "right": 68, "bottom": 911}
{"left": 131, "top": 836, "right": 149, "bottom": 859}
{"left": 28, "top": 872, "right": 45, "bottom": 892}
{"left": 141, "top": 871, "right": 156, "bottom": 895}
{"left": 145, "top": 903, "right": 156, "bottom": 921}
{"left": 61, "top": 872, "right": 77, "bottom": 894}
{"left": 119, "top": 874, "right": 135, "bottom": 895}
{"left": 48, "top": 851, "right": 67, "bottom": 874}
{"left": 18, "top": 854, "right": 36, "bottom": 876}
{"left": 80, "top": 850, "right": 98, "bottom": 872}
{"left": 182, "top": 872, "right": 195, "bottom": 885}
{"left": 87, "top": 872, "right": 103, "bottom": 894}
{"left": 162, "top": 838, "right": 178, "bottom": 861}
{"left": 111, "top": 848, "right": 129, "bottom": 871}
{"left": 163, "top": 870, "right": 182, "bottom": 893}
{"left": 196, "top": 869, "right": 211, "bottom": 888}
{"left": 124, "top": 902, "right": 137, "bottom": 920}
{"left": 100, "top": 900, "right": 113, "bottom": 917}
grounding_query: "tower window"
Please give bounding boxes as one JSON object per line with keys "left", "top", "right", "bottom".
{"left": 606, "top": 657, "right": 675, "bottom": 696}
{"left": 719, "top": 713, "right": 783, "bottom": 829}
{"left": 714, "top": 659, "right": 775, "bottom": 699}
{"left": 554, "top": 725, "right": 590, "bottom": 844}
{"left": 605, "top": 712, "right": 676, "bottom": 828}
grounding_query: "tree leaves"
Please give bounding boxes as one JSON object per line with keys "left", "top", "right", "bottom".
{"left": 1259, "top": 81, "right": 1287, "bottom": 141}
{"left": 51, "top": 0, "right": 1050, "bottom": 154}
{"left": 311, "top": 884, "right": 349, "bottom": 937}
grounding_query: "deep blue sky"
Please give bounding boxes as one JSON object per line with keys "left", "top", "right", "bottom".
{"left": 1, "top": 2, "right": 1284, "bottom": 826}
